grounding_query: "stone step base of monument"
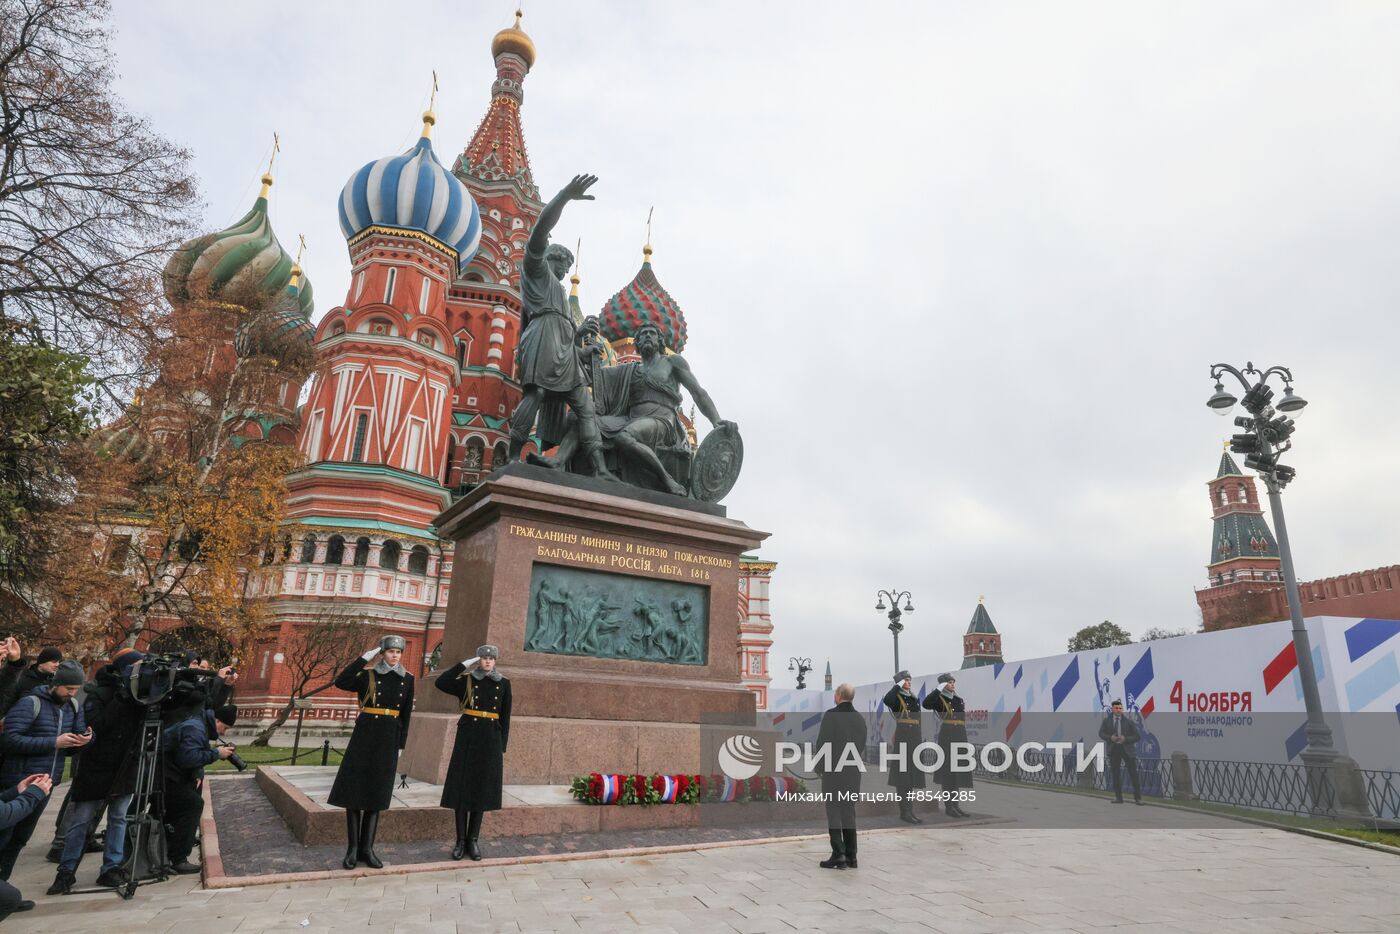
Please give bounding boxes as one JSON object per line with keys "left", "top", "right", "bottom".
{"left": 256, "top": 766, "right": 950, "bottom": 847}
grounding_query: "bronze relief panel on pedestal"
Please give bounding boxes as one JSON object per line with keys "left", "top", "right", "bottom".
{"left": 524, "top": 563, "right": 709, "bottom": 665}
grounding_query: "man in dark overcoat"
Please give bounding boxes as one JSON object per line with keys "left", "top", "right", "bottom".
{"left": 435, "top": 644, "right": 511, "bottom": 860}
{"left": 328, "top": 635, "right": 414, "bottom": 869}
{"left": 815, "top": 682, "right": 866, "bottom": 870}
{"left": 922, "top": 673, "right": 972, "bottom": 817}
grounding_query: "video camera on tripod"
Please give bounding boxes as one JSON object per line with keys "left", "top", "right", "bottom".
{"left": 116, "top": 653, "right": 231, "bottom": 899}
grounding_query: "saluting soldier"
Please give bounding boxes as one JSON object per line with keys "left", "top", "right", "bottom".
{"left": 435, "top": 644, "right": 511, "bottom": 861}
{"left": 881, "top": 670, "right": 925, "bottom": 824}
{"left": 328, "top": 635, "right": 414, "bottom": 869}
{"left": 921, "top": 672, "right": 971, "bottom": 817}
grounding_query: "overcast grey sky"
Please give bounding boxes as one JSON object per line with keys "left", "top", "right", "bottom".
{"left": 109, "top": 1, "right": 1400, "bottom": 687}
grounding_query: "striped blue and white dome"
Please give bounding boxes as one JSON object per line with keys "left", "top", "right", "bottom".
{"left": 338, "top": 117, "right": 482, "bottom": 272}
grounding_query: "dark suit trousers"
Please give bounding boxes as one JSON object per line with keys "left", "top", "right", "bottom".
{"left": 1107, "top": 745, "right": 1141, "bottom": 799}
{"left": 824, "top": 798, "right": 857, "bottom": 831}
{"left": 163, "top": 781, "right": 204, "bottom": 863}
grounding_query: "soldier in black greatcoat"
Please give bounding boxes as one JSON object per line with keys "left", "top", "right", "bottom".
{"left": 922, "top": 672, "right": 971, "bottom": 817}
{"left": 882, "top": 670, "right": 925, "bottom": 824}
{"left": 328, "top": 635, "right": 414, "bottom": 869}
{"left": 435, "top": 644, "right": 511, "bottom": 861}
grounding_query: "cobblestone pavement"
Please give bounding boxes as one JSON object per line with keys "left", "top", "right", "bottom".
{"left": 9, "top": 782, "right": 1399, "bottom": 933}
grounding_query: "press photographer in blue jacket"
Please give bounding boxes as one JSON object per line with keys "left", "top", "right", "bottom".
{"left": 0, "top": 660, "right": 89, "bottom": 882}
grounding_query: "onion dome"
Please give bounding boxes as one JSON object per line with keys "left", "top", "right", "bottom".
{"left": 492, "top": 9, "right": 536, "bottom": 68}
{"left": 599, "top": 244, "right": 688, "bottom": 352}
{"left": 337, "top": 113, "right": 482, "bottom": 273}
{"left": 234, "top": 263, "right": 315, "bottom": 358}
{"left": 164, "top": 173, "right": 314, "bottom": 315}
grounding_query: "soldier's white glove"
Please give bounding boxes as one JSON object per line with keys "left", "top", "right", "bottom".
{"left": 462, "top": 656, "right": 481, "bottom": 669}
{"left": 361, "top": 647, "right": 380, "bottom": 662}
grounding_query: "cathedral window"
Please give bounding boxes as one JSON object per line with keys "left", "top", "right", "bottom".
{"left": 443, "top": 436, "right": 456, "bottom": 486}
{"left": 408, "top": 545, "right": 430, "bottom": 575}
{"left": 107, "top": 535, "right": 131, "bottom": 568}
{"left": 384, "top": 267, "right": 398, "bottom": 303}
{"left": 350, "top": 413, "right": 369, "bottom": 462}
{"left": 325, "top": 535, "right": 345, "bottom": 565}
{"left": 380, "top": 540, "right": 402, "bottom": 570}
{"left": 1218, "top": 488, "right": 1228, "bottom": 506}
{"left": 419, "top": 275, "right": 431, "bottom": 313}
{"left": 353, "top": 537, "right": 370, "bottom": 567}
{"left": 354, "top": 271, "right": 365, "bottom": 300}
{"left": 300, "top": 534, "right": 317, "bottom": 564}
{"left": 404, "top": 420, "right": 424, "bottom": 472}
{"left": 493, "top": 442, "right": 509, "bottom": 470}
{"left": 1237, "top": 483, "right": 1247, "bottom": 503}
{"left": 417, "top": 331, "right": 436, "bottom": 349}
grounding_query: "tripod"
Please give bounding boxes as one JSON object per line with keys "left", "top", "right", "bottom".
{"left": 117, "top": 704, "right": 170, "bottom": 899}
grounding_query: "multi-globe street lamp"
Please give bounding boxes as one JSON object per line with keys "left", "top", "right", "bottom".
{"left": 874, "top": 589, "right": 915, "bottom": 674}
{"left": 788, "top": 657, "right": 813, "bottom": 690}
{"left": 1206, "top": 362, "right": 1336, "bottom": 774}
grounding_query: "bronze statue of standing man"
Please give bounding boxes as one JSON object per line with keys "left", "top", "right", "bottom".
{"left": 506, "top": 174, "right": 613, "bottom": 477}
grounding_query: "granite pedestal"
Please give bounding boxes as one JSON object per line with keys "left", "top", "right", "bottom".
{"left": 400, "top": 463, "right": 770, "bottom": 786}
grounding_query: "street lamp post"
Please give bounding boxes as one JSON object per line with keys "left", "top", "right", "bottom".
{"left": 788, "top": 657, "right": 813, "bottom": 690}
{"left": 874, "top": 589, "right": 915, "bottom": 674}
{"left": 1206, "top": 363, "right": 1336, "bottom": 780}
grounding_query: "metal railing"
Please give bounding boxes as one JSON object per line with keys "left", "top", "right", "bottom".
{"left": 973, "top": 745, "right": 1400, "bottom": 822}
{"left": 1188, "top": 757, "right": 1335, "bottom": 817}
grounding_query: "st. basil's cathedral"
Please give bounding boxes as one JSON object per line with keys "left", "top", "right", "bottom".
{"left": 156, "top": 13, "right": 778, "bottom": 724}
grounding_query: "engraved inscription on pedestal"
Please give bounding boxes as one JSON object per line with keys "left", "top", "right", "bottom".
{"left": 524, "top": 564, "right": 709, "bottom": 665}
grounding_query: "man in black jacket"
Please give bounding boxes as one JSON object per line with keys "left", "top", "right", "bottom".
{"left": 0, "top": 774, "right": 53, "bottom": 919}
{"left": 814, "top": 683, "right": 866, "bottom": 870}
{"left": 46, "top": 649, "right": 146, "bottom": 894}
{"left": 1098, "top": 699, "right": 1142, "bottom": 804}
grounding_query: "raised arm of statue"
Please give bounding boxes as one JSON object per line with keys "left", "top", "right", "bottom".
{"left": 672, "top": 356, "right": 734, "bottom": 432}
{"left": 527, "top": 174, "right": 598, "bottom": 257}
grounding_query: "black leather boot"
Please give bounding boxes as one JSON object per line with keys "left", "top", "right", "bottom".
{"left": 842, "top": 829, "right": 858, "bottom": 869}
{"left": 818, "top": 829, "right": 847, "bottom": 869}
{"left": 358, "top": 810, "right": 384, "bottom": 869}
{"left": 342, "top": 810, "right": 360, "bottom": 870}
{"left": 467, "top": 810, "right": 484, "bottom": 861}
{"left": 451, "top": 809, "right": 469, "bottom": 860}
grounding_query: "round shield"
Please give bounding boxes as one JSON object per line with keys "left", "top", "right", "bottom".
{"left": 690, "top": 423, "right": 744, "bottom": 503}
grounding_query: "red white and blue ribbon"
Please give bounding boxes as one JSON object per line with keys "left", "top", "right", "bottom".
{"left": 599, "top": 773, "right": 622, "bottom": 804}
{"left": 656, "top": 775, "right": 678, "bottom": 802}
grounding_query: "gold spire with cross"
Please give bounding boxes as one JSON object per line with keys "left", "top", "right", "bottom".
{"left": 289, "top": 234, "right": 306, "bottom": 290}
{"left": 570, "top": 237, "right": 581, "bottom": 296}
{"left": 422, "top": 70, "right": 439, "bottom": 138}
{"left": 259, "top": 132, "right": 280, "bottom": 198}
{"left": 978, "top": 594, "right": 985, "bottom": 604}
{"left": 1222, "top": 438, "right": 1231, "bottom": 452}
{"left": 643, "top": 206, "right": 654, "bottom": 263}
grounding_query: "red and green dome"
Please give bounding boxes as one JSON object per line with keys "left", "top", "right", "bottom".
{"left": 599, "top": 245, "right": 687, "bottom": 352}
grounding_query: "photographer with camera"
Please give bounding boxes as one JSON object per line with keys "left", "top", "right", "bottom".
{"left": 45, "top": 648, "right": 147, "bottom": 895}
{"left": 160, "top": 699, "right": 237, "bottom": 875}
{"left": 0, "top": 773, "right": 54, "bottom": 919}
{"left": 0, "top": 660, "right": 88, "bottom": 882}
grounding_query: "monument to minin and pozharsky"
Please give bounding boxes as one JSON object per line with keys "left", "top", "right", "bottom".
{"left": 399, "top": 174, "right": 768, "bottom": 786}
